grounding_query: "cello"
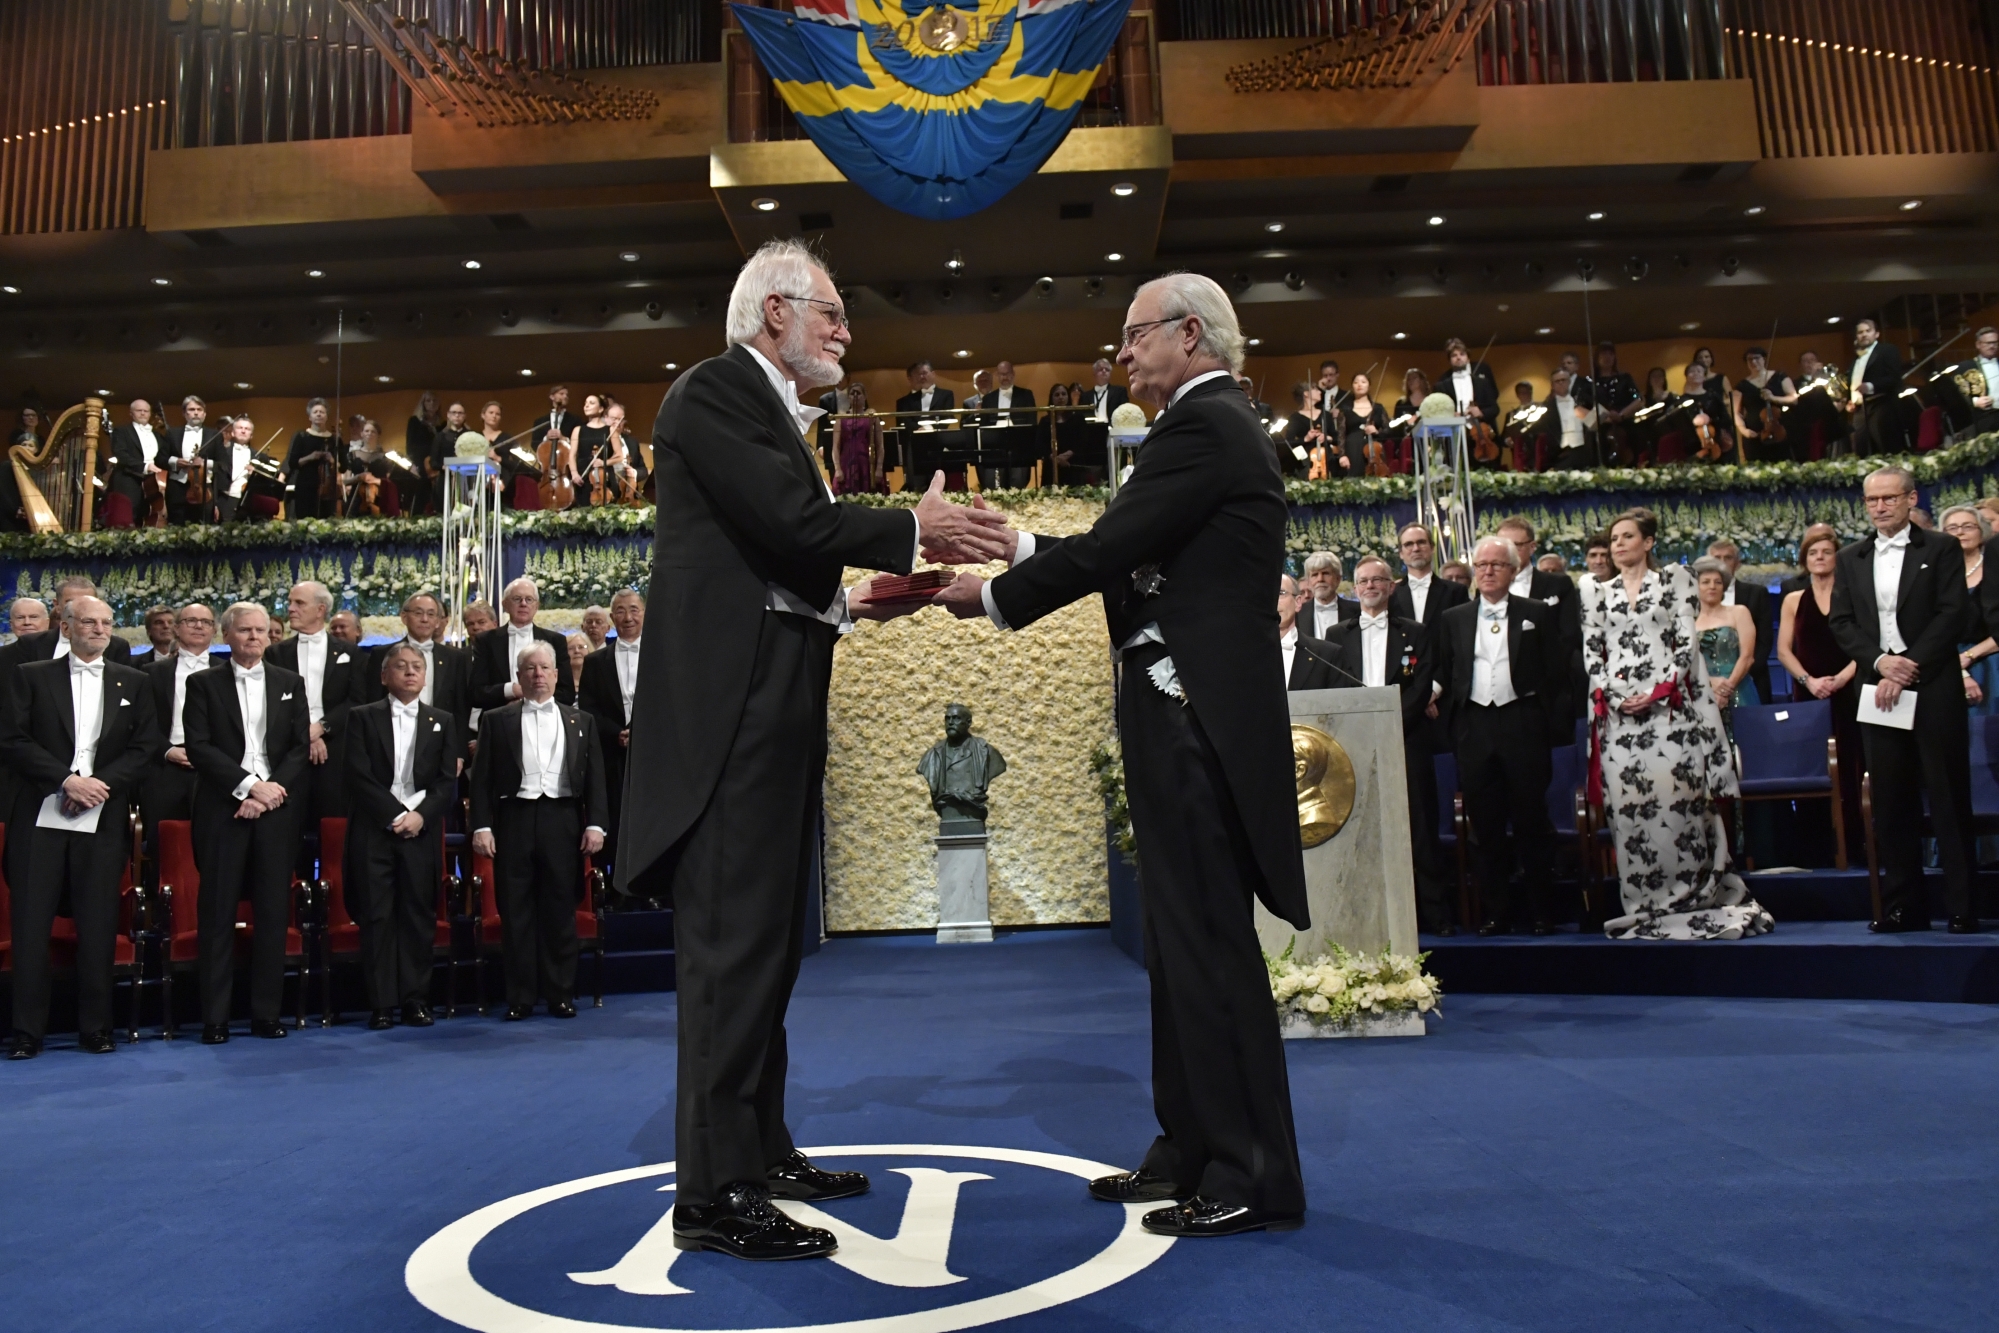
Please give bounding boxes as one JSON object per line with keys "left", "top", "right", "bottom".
{"left": 538, "top": 425, "right": 576, "bottom": 511}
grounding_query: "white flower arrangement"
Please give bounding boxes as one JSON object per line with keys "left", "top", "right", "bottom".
{"left": 1266, "top": 938, "right": 1443, "bottom": 1031}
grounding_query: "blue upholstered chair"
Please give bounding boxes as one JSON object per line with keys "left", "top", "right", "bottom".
{"left": 1733, "top": 699, "right": 1846, "bottom": 870}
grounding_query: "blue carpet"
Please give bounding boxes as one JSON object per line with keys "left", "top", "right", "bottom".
{"left": 4, "top": 928, "right": 1996, "bottom": 1332}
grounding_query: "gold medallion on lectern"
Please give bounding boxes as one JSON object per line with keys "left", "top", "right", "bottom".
{"left": 1292, "top": 724, "right": 1355, "bottom": 848}
{"left": 916, "top": 7, "right": 971, "bottom": 51}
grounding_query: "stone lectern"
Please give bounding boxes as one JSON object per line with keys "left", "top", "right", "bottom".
{"left": 918, "top": 704, "right": 1007, "bottom": 943}
{"left": 1253, "top": 687, "right": 1420, "bottom": 965}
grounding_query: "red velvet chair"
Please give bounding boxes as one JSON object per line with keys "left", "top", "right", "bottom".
{"left": 467, "top": 846, "right": 604, "bottom": 1014}
{"left": 156, "top": 819, "right": 308, "bottom": 1038}
{"left": 98, "top": 491, "right": 135, "bottom": 528}
{"left": 1915, "top": 404, "right": 1948, "bottom": 452}
{"left": 511, "top": 475, "right": 541, "bottom": 510}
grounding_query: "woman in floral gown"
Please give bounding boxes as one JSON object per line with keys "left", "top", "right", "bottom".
{"left": 1583, "top": 509, "right": 1775, "bottom": 940}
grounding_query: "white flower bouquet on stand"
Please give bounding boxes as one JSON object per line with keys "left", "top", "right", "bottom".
{"left": 1266, "top": 938, "right": 1442, "bottom": 1039}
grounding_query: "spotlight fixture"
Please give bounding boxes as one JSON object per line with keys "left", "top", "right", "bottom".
{"left": 945, "top": 249, "right": 965, "bottom": 272}
{"left": 751, "top": 197, "right": 779, "bottom": 212}
{"left": 1680, "top": 321, "right": 1701, "bottom": 331}
{"left": 1393, "top": 331, "right": 1408, "bottom": 341}
{"left": 519, "top": 368, "right": 533, "bottom": 377}
{"left": 152, "top": 277, "right": 171, "bottom": 286}
{"left": 954, "top": 349, "right": 972, "bottom": 359}
{"left": 1100, "top": 344, "right": 1115, "bottom": 353}
{"left": 306, "top": 269, "right": 324, "bottom": 278}
{"left": 1246, "top": 337, "right": 1262, "bottom": 347}
{"left": 1428, "top": 215, "right": 1445, "bottom": 226}
{"left": 1744, "top": 205, "right": 1766, "bottom": 216}
{"left": 0, "top": 285, "right": 15, "bottom": 293}
{"left": 97, "top": 388, "right": 113, "bottom": 395}
{"left": 1264, "top": 221, "right": 1285, "bottom": 233}
{"left": 1587, "top": 211, "right": 1605, "bottom": 220}
{"left": 1535, "top": 326, "right": 1554, "bottom": 335}
{"left": 376, "top": 374, "right": 394, "bottom": 383}
{"left": 1284, "top": 271, "right": 1304, "bottom": 291}
{"left": 1900, "top": 198, "right": 1923, "bottom": 211}
{"left": 1720, "top": 255, "right": 1741, "bottom": 276}
{"left": 463, "top": 259, "right": 482, "bottom": 270}
{"left": 1034, "top": 276, "right": 1055, "bottom": 295}
{"left": 234, "top": 381, "right": 252, "bottom": 389}
{"left": 620, "top": 251, "right": 639, "bottom": 262}
{"left": 644, "top": 300, "right": 663, "bottom": 320}
{"left": 662, "top": 362, "right": 679, "bottom": 371}
{"left": 1111, "top": 182, "right": 1136, "bottom": 198}
{"left": 1105, "top": 252, "right": 1124, "bottom": 262}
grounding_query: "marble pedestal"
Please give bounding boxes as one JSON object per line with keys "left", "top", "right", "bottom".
{"left": 935, "top": 831, "right": 994, "bottom": 943}
{"left": 1254, "top": 686, "right": 1420, "bottom": 966}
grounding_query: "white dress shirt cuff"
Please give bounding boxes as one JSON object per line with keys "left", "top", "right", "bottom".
{"left": 505, "top": 681, "right": 520, "bottom": 699}
{"left": 586, "top": 825, "right": 606, "bottom": 837}
{"left": 231, "top": 776, "right": 256, "bottom": 801}
{"left": 980, "top": 529, "right": 1035, "bottom": 630}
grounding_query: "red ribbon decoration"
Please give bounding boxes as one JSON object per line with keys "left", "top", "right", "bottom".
{"left": 1588, "top": 677, "right": 1685, "bottom": 809}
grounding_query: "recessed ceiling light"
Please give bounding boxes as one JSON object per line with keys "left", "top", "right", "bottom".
{"left": 1264, "top": 221, "right": 1285, "bottom": 233}
{"left": 1100, "top": 344, "right": 1115, "bottom": 353}
{"left": 751, "top": 197, "right": 779, "bottom": 212}
{"left": 1428, "top": 215, "right": 1445, "bottom": 226}
{"left": 1497, "top": 303, "right": 1510, "bottom": 312}
{"left": 1105, "top": 252, "right": 1123, "bottom": 262}
{"left": 1680, "top": 321, "right": 1701, "bottom": 330}
{"left": 619, "top": 251, "right": 639, "bottom": 262}
{"left": 96, "top": 388, "right": 113, "bottom": 395}
{"left": 463, "top": 259, "right": 482, "bottom": 270}
{"left": 519, "top": 368, "right": 533, "bottom": 377}
{"left": 376, "top": 374, "right": 394, "bottom": 383}
{"left": 1246, "top": 337, "right": 1262, "bottom": 347}
{"left": 0, "top": 285, "right": 16, "bottom": 294}
{"left": 234, "top": 381, "right": 252, "bottom": 389}
{"left": 1588, "top": 211, "right": 1605, "bottom": 220}
{"left": 1900, "top": 198, "right": 1923, "bottom": 211}
{"left": 1827, "top": 315, "right": 1842, "bottom": 324}
{"left": 305, "top": 269, "right": 324, "bottom": 278}
{"left": 1393, "top": 332, "right": 1408, "bottom": 341}
{"left": 1535, "top": 326, "right": 1554, "bottom": 335}
{"left": 945, "top": 250, "right": 965, "bottom": 272}
{"left": 1743, "top": 205, "right": 1766, "bottom": 216}
{"left": 152, "top": 277, "right": 170, "bottom": 286}
{"left": 953, "top": 349, "right": 972, "bottom": 359}
{"left": 662, "top": 362, "right": 679, "bottom": 371}
{"left": 1111, "top": 182, "right": 1135, "bottom": 198}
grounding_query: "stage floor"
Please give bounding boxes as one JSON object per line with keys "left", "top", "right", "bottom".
{"left": 5, "top": 929, "right": 1996, "bottom": 1333}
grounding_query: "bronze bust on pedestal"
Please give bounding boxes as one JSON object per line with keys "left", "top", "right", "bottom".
{"left": 917, "top": 703, "right": 1008, "bottom": 835}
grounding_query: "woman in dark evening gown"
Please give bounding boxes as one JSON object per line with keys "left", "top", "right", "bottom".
{"left": 1777, "top": 523, "right": 1862, "bottom": 862}
{"left": 284, "top": 396, "right": 339, "bottom": 519}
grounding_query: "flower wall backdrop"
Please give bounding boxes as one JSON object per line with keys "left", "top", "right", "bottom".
{"left": 821, "top": 495, "right": 1116, "bottom": 932}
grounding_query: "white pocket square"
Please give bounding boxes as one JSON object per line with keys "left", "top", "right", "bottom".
{"left": 120, "top": 698, "right": 131, "bottom": 707}
{"left": 336, "top": 652, "right": 351, "bottom": 663}
{"left": 1523, "top": 621, "right": 1537, "bottom": 630}
{"left": 281, "top": 692, "right": 294, "bottom": 700}
{"left": 432, "top": 722, "right": 442, "bottom": 731}
{"left": 1543, "top": 595, "right": 1559, "bottom": 605}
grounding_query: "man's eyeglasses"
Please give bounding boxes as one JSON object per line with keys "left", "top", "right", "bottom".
{"left": 1119, "top": 317, "right": 1181, "bottom": 349}
{"left": 785, "top": 295, "right": 849, "bottom": 330}
{"left": 1471, "top": 560, "right": 1513, "bottom": 572}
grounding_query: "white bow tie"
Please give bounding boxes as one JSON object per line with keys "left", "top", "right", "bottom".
{"left": 510, "top": 624, "right": 534, "bottom": 637}
{"left": 1359, "top": 613, "right": 1389, "bottom": 630}
{"left": 523, "top": 699, "right": 557, "bottom": 715}
{"left": 70, "top": 657, "right": 104, "bottom": 675}
{"left": 234, "top": 664, "right": 264, "bottom": 681}
{"left": 391, "top": 700, "right": 419, "bottom": 719}
{"left": 1876, "top": 529, "right": 1911, "bottom": 551}
{"left": 179, "top": 651, "right": 208, "bottom": 667}
{"left": 1479, "top": 601, "right": 1508, "bottom": 619}
{"left": 616, "top": 639, "right": 641, "bottom": 653}
{"left": 297, "top": 631, "right": 326, "bottom": 646}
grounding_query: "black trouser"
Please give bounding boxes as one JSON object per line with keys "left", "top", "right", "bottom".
{"left": 664, "top": 612, "right": 832, "bottom": 1208}
{"left": 8, "top": 815, "right": 127, "bottom": 1039}
{"left": 215, "top": 494, "right": 243, "bottom": 525}
{"left": 139, "top": 762, "right": 197, "bottom": 879}
{"left": 493, "top": 795, "right": 582, "bottom": 1007}
{"left": 1455, "top": 700, "right": 1556, "bottom": 926}
{"left": 1405, "top": 735, "right": 1452, "bottom": 930}
{"left": 1849, "top": 399, "right": 1906, "bottom": 455}
{"left": 1120, "top": 644, "right": 1305, "bottom": 1214}
{"left": 599, "top": 743, "right": 627, "bottom": 868}
{"left": 166, "top": 480, "right": 204, "bottom": 526}
{"left": 192, "top": 792, "right": 298, "bottom": 1026}
{"left": 1862, "top": 673, "right": 1974, "bottom": 920}
{"left": 349, "top": 825, "right": 440, "bottom": 1009}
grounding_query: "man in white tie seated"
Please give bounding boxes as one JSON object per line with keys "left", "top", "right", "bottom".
{"left": 142, "top": 603, "right": 227, "bottom": 851}
{"left": 182, "top": 603, "right": 312, "bottom": 1043}
{"left": 1301, "top": 550, "right": 1359, "bottom": 638}
{"left": 578, "top": 589, "right": 643, "bottom": 877}
{"left": 1320, "top": 557, "right": 1451, "bottom": 933}
{"left": 470, "top": 642, "right": 608, "bottom": 1021}
{"left": 344, "top": 643, "right": 458, "bottom": 1030}
{"left": 0, "top": 597, "right": 161, "bottom": 1059}
{"left": 470, "top": 577, "right": 575, "bottom": 711}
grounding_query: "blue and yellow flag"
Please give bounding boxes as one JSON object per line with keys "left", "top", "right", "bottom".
{"left": 731, "top": 0, "right": 1133, "bottom": 220}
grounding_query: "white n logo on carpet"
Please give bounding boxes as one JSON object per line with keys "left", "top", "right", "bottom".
{"left": 568, "top": 1168, "right": 993, "bottom": 1295}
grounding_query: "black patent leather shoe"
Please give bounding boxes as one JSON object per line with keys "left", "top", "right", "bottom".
{"left": 1870, "top": 908, "right": 1933, "bottom": 934}
{"left": 766, "top": 1150, "right": 870, "bottom": 1202}
{"left": 672, "top": 1183, "right": 838, "bottom": 1261}
{"left": 548, "top": 999, "right": 578, "bottom": 1019}
{"left": 7, "top": 1032, "right": 41, "bottom": 1060}
{"left": 201, "top": 1024, "right": 230, "bottom": 1045}
{"left": 368, "top": 1010, "right": 396, "bottom": 1031}
{"left": 403, "top": 1002, "right": 435, "bottom": 1027}
{"left": 1087, "top": 1168, "right": 1187, "bottom": 1204}
{"left": 1530, "top": 920, "right": 1559, "bottom": 937}
{"left": 1476, "top": 920, "right": 1508, "bottom": 937}
{"left": 504, "top": 1004, "right": 534, "bottom": 1022}
{"left": 1947, "top": 916, "right": 1983, "bottom": 934}
{"left": 250, "top": 1018, "right": 289, "bottom": 1039}
{"left": 1141, "top": 1196, "right": 1304, "bottom": 1238}
{"left": 78, "top": 1030, "right": 116, "bottom": 1055}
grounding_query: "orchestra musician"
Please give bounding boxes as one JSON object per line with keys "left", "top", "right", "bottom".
{"left": 1085, "top": 358, "right": 1130, "bottom": 422}
{"left": 1442, "top": 339, "right": 1499, "bottom": 432}
{"left": 166, "top": 396, "right": 220, "bottom": 524}
{"left": 588, "top": 402, "right": 641, "bottom": 504}
{"left": 430, "top": 402, "right": 469, "bottom": 509}
{"left": 104, "top": 398, "right": 165, "bottom": 528}
{"left": 1579, "top": 343, "right": 1640, "bottom": 465}
{"left": 1279, "top": 383, "right": 1326, "bottom": 478}
{"left": 1543, "top": 369, "right": 1592, "bottom": 470}
{"left": 1501, "top": 381, "right": 1542, "bottom": 472}
{"left": 407, "top": 391, "right": 442, "bottom": 516}
{"left": 1790, "top": 351, "right": 1848, "bottom": 460}
{"left": 285, "top": 398, "right": 340, "bottom": 520}
{"left": 1847, "top": 319, "right": 1907, "bottom": 456}
{"left": 1316, "top": 359, "right": 1346, "bottom": 414}
{"left": 1389, "top": 368, "right": 1431, "bottom": 473}
{"left": 1963, "top": 326, "right": 1999, "bottom": 437}
{"left": 205, "top": 413, "right": 262, "bottom": 525}
{"left": 1734, "top": 346, "right": 1799, "bottom": 464}
{"left": 1339, "top": 371, "right": 1389, "bottom": 474}
{"left": 1679, "top": 362, "right": 1732, "bottom": 461}
{"left": 566, "top": 393, "right": 611, "bottom": 502}
{"left": 531, "top": 385, "right": 576, "bottom": 468}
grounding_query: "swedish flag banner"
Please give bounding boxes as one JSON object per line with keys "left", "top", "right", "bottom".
{"left": 731, "top": 0, "right": 1134, "bottom": 220}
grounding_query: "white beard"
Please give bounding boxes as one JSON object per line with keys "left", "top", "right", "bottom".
{"left": 781, "top": 317, "right": 843, "bottom": 389}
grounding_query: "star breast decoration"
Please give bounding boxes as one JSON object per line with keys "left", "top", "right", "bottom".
{"left": 732, "top": 0, "right": 1133, "bottom": 220}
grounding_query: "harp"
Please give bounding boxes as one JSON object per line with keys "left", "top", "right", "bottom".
{"left": 10, "top": 397, "right": 107, "bottom": 533}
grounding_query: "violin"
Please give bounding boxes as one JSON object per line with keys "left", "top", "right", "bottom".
{"left": 538, "top": 428, "right": 576, "bottom": 511}
{"left": 1692, "top": 405, "right": 1724, "bottom": 462}
{"left": 349, "top": 469, "right": 383, "bottom": 517}
{"left": 181, "top": 450, "right": 209, "bottom": 510}
{"left": 1469, "top": 416, "right": 1500, "bottom": 465}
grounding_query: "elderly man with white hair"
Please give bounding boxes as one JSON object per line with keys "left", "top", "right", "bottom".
{"left": 8, "top": 596, "right": 48, "bottom": 638}
{"left": 267, "top": 580, "right": 364, "bottom": 853}
{"left": 1300, "top": 549, "right": 1357, "bottom": 638}
{"left": 620, "top": 238, "right": 1008, "bottom": 1263}
{"left": 471, "top": 577, "right": 573, "bottom": 710}
{"left": 1431, "top": 535, "right": 1569, "bottom": 937}
{"left": 936, "top": 271, "right": 1310, "bottom": 1239}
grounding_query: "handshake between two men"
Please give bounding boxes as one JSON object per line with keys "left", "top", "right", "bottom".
{"left": 847, "top": 471, "right": 1021, "bottom": 623}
